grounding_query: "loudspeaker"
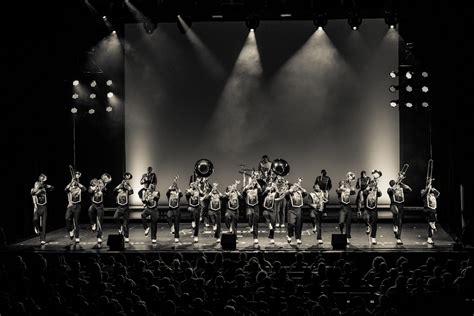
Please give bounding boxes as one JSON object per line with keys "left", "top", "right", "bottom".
{"left": 331, "top": 234, "right": 347, "bottom": 250}
{"left": 107, "top": 234, "right": 125, "bottom": 250}
{"left": 221, "top": 233, "right": 236, "bottom": 250}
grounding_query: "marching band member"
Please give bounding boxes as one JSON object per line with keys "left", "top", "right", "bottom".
{"left": 307, "top": 183, "right": 327, "bottom": 244}
{"left": 336, "top": 174, "right": 355, "bottom": 244}
{"left": 421, "top": 183, "right": 440, "bottom": 245}
{"left": 205, "top": 183, "right": 223, "bottom": 243}
{"left": 258, "top": 155, "right": 272, "bottom": 183}
{"left": 65, "top": 171, "right": 86, "bottom": 244}
{"left": 31, "top": 174, "right": 54, "bottom": 245}
{"left": 363, "top": 170, "right": 383, "bottom": 245}
{"left": 388, "top": 179, "right": 412, "bottom": 245}
{"left": 314, "top": 169, "right": 332, "bottom": 217}
{"left": 186, "top": 181, "right": 204, "bottom": 243}
{"left": 198, "top": 177, "right": 212, "bottom": 227}
{"left": 274, "top": 176, "right": 289, "bottom": 228}
{"left": 166, "top": 177, "right": 183, "bottom": 243}
{"left": 88, "top": 175, "right": 110, "bottom": 244}
{"left": 242, "top": 177, "right": 262, "bottom": 244}
{"left": 356, "top": 171, "right": 370, "bottom": 218}
{"left": 285, "top": 178, "right": 307, "bottom": 245}
{"left": 140, "top": 184, "right": 160, "bottom": 243}
{"left": 113, "top": 173, "right": 134, "bottom": 243}
{"left": 224, "top": 181, "right": 241, "bottom": 236}
{"left": 140, "top": 166, "right": 157, "bottom": 188}
{"left": 262, "top": 181, "right": 279, "bottom": 244}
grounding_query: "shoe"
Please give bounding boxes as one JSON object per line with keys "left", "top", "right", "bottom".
{"left": 270, "top": 239, "right": 275, "bottom": 244}
{"left": 69, "top": 230, "right": 74, "bottom": 239}
{"left": 98, "top": 238, "right": 102, "bottom": 243}
{"left": 296, "top": 239, "right": 302, "bottom": 245}
{"left": 269, "top": 223, "right": 273, "bottom": 230}
{"left": 213, "top": 224, "right": 217, "bottom": 231}
{"left": 318, "top": 239, "right": 323, "bottom": 244}
{"left": 75, "top": 238, "right": 80, "bottom": 243}
{"left": 347, "top": 238, "right": 351, "bottom": 244}
{"left": 216, "top": 238, "right": 221, "bottom": 243}
{"left": 194, "top": 237, "right": 199, "bottom": 243}
{"left": 34, "top": 227, "right": 40, "bottom": 235}
{"left": 281, "top": 224, "right": 285, "bottom": 228}
{"left": 427, "top": 237, "right": 434, "bottom": 244}
{"left": 366, "top": 225, "right": 371, "bottom": 235}
{"left": 312, "top": 226, "right": 317, "bottom": 234}
{"left": 175, "top": 238, "right": 180, "bottom": 243}
{"left": 118, "top": 226, "right": 123, "bottom": 235}
{"left": 393, "top": 225, "right": 398, "bottom": 233}
{"left": 371, "top": 238, "right": 377, "bottom": 245}
{"left": 287, "top": 236, "right": 292, "bottom": 244}
{"left": 229, "top": 228, "right": 233, "bottom": 234}
{"left": 396, "top": 239, "right": 403, "bottom": 245}
{"left": 249, "top": 226, "right": 253, "bottom": 232}
{"left": 275, "top": 223, "right": 280, "bottom": 228}
{"left": 205, "top": 223, "right": 209, "bottom": 227}
{"left": 199, "top": 216, "right": 203, "bottom": 222}
{"left": 429, "top": 222, "right": 437, "bottom": 231}
{"left": 40, "top": 240, "right": 46, "bottom": 245}
{"left": 323, "top": 212, "right": 327, "bottom": 218}
{"left": 92, "top": 223, "right": 96, "bottom": 232}
{"left": 124, "top": 237, "right": 129, "bottom": 243}
{"left": 254, "top": 239, "right": 259, "bottom": 244}
{"left": 144, "top": 227, "right": 150, "bottom": 236}
{"left": 191, "top": 221, "right": 196, "bottom": 228}
{"left": 170, "top": 225, "right": 175, "bottom": 234}
{"left": 152, "top": 239, "right": 156, "bottom": 244}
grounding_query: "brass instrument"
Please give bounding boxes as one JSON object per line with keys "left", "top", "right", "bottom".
{"left": 195, "top": 159, "right": 214, "bottom": 178}
{"left": 101, "top": 173, "right": 112, "bottom": 185}
{"left": 426, "top": 159, "right": 434, "bottom": 191}
{"left": 290, "top": 177, "right": 305, "bottom": 192}
{"left": 395, "top": 164, "right": 409, "bottom": 185}
{"left": 344, "top": 171, "right": 356, "bottom": 187}
{"left": 367, "top": 169, "right": 382, "bottom": 191}
{"left": 69, "top": 165, "right": 81, "bottom": 185}
{"left": 271, "top": 159, "right": 290, "bottom": 177}
{"left": 171, "top": 175, "right": 179, "bottom": 189}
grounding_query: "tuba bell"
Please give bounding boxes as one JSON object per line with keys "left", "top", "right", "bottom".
{"left": 194, "top": 159, "right": 214, "bottom": 178}
{"left": 101, "top": 173, "right": 112, "bottom": 185}
{"left": 271, "top": 159, "right": 290, "bottom": 177}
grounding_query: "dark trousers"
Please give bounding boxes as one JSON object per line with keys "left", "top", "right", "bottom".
{"left": 263, "top": 209, "right": 276, "bottom": 239}
{"left": 275, "top": 199, "right": 286, "bottom": 225}
{"left": 141, "top": 207, "right": 159, "bottom": 240}
{"left": 339, "top": 203, "right": 352, "bottom": 238}
{"left": 425, "top": 207, "right": 437, "bottom": 237}
{"left": 114, "top": 206, "right": 130, "bottom": 238}
{"left": 310, "top": 209, "right": 323, "bottom": 240}
{"left": 33, "top": 205, "right": 47, "bottom": 241}
{"left": 189, "top": 206, "right": 200, "bottom": 237}
{"left": 363, "top": 208, "right": 378, "bottom": 238}
{"left": 225, "top": 209, "right": 239, "bottom": 234}
{"left": 287, "top": 208, "right": 303, "bottom": 239}
{"left": 200, "top": 201, "right": 210, "bottom": 225}
{"left": 391, "top": 203, "right": 404, "bottom": 239}
{"left": 65, "top": 204, "right": 81, "bottom": 238}
{"left": 356, "top": 190, "right": 364, "bottom": 213}
{"left": 246, "top": 205, "right": 259, "bottom": 239}
{"left": 88, "top": 203, "right": 104, "bottom": 238}
{"left": 208, "top": 209, "right": 222, "bottom": 238}
{"left": 167, "top": 208, "right": 181, "bottom": 238}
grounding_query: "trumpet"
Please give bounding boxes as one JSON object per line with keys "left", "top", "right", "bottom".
{"left": 344, "top": 172, "right": 356, "bottom": 187}
{"left": 290, "top": 177, "right": 305, "bottom": 192}
{"left": 171, "top": 175, "right": 179, "bottom": 189}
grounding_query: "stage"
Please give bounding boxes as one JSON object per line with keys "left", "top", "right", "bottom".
{"left": 8, "top": 222, "right": 455, "bottom": 253}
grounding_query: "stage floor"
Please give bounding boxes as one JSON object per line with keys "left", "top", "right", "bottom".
{"left": 8, "top": 222, "right": 455, "bottom": 253}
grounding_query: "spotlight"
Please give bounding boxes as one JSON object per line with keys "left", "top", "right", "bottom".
{"left": 107, "top": 92, "right": 114, "bottom": 98}
{"left": 90, "top": 80, "right": 97, "bottom": 87}
{"left": 106, "top": 80, "right": 113, "bottom": 86}
{"left": 421, "top": 86, "right": 429, "bottom": 93}
{"left": 422, "top": 101, "right": 429, "bottom": 107}
{"left": 71, "top": 107, "right": 78, "bottom": 114}
{"left": 112, "top": 30, "right": 116, "bottom": 35}
{"left": 389, "top": 71, "right": 398, "bottom": 78}
{"left": 405, "top": 85, "right": 413, "bottom": 92}
{"left": 90, "top": 93, "right": 96, "bottom": 99}
{"left": 73, "top": 80, "right": 79, "bottom": 86}
{"left": 405, "top": 71, "right": 414, "bottom": 79}
{"left": 72, "top": 93, "right": 79, "bottom": 99}
{"left": 405, "top": 102, "right": 413, "bottom": 108}
{"left": 102, "top": 16, "right": 107, "bottom": 21}
{"left": 88, "top": 109, "right": 95, "bottom": 114}
{"left": 177, "top": 15, "right": 192, "bottom": 34}
{"left": 390, "top": 100, "right": 399, "bottom": 107}
{"left": 280, "top": 13, "right": 291, "bottom": 18}
{"left": 212, "top": 15, "right": 223, "bottom": 19}
{"left": 384, "top": 12, "right": 398, "bottom": 28}
{"left": 422, "top": 71, "right": 429, "bottom": 78}
{"left": 348, "top": 15, "right": 362, "bottom": 30}
{"left": 313, "top": 14, "right": 328, "bottom": 29}
{"left": 106, "top": 106, "right": 113, "bottom": 112}
{"left": 245, "top": 15, "right": 260, "bottom": 31}
{"left": 389, "top": 85, "right": 399, "bottom": 92}
{"left": 143, "top": 18, "right": 157, "bottom": 34}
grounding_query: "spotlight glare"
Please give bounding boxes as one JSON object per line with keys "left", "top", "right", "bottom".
{"left": 348, "top": 15, "right": 362, "bottom": 30}
{"left": 72, "top": 80, "right": 79, "bottom": 86}
{"left": 422, "top": 71, "right": 429, "bottom": 78}
{"left": 352, "top": 26, "right": 358, "bottom": 30}
{"left": 405, "top": 102, "right": 413, "bottom": 108}
{"left": 102, "top": 16, "right": 107, "bottom": 20}
{"left": 90, "top": 93, "right": 96, "bottom": 99}
{"left": 71, "top": 107, "right": 78, "bottom": 114}
{"left": 389, "top": 71, "right": 398, "bottom": 78}
{"left": 72, "top": 93, "right": 79, "bottom": 99}
{"left": 318, "top": 26, "right": 322, "bottom": 31}
{"left": 390, "top": 100, "right": 399, "bottom": 107}
{"left": 422, "top": 101, "right": 429, "bottom": 107}
{"left": 107, "top": 92, "right": 114, "bottom": 98}
{"left": 390, "top": 25, "right": 395, "bottom": 29}
{"left": 313, "top": 13, "right": 328, "bottom": 30}
{"left": 106, "top": 106, "right": 113, "bottom": 112}
{"left": 88, "top": 109, "right": 95, "bottom": 114}
{"left": 112, "top": 30, "right": 116, "bottom": 35}
{"left": 406, "top": 85, "right": 413, "bottom": 92}
{"left": 389, "top": 85, "right": 399, "bottom": 92}
{"left": 405, "top": 71, "right": 413, "bottom": 79}
{"left": 90, "top": 80, "right": 97, "bottom": 87}
{"left": 106, "top": 80, "right": 113, "bottom": 86}
{"left": 422, "top": 86, "right": 429, "bottom": 93}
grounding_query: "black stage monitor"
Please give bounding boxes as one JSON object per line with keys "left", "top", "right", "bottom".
{"left": 107, "top": 234, "right": 125, "bottom": 251}
{"left": 221, "top": 233, "right": 236, "bottom": 250}
{"left": 331, "top": 234, "right": 347, "bottom": 250}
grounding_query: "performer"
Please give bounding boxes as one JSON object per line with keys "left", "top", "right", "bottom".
{"left": 224, "top": 180, "right": 241, "bottom": 236}
{"left": 274, "top": 176, "right": 289, "bottom": 228}
{"left": 197, "top": 176, "right": 212, "bottom": 227}
{"left": 262, "top": 181, "right": 279, "bottom": 244}
{"left": 166, "top": 176, "right": 183, "bottom": 243}
{"left": 336, "top": 173, "right": 355, "bottom": 244}
{"left": 314, "top": 169, "right": 332, "bottom": 217}
{"left": 285, "top": 179, "right": 307, "bottom": 245}
{"left": 421, "top": 183, "right": 440, "bottom": 245}
{"left": 65, "top": 171, "right": 86, "bottom": 243}
{"left": 186, "top": 180, "right": 204, "bottom": 243}
{"left": 355, "top": 171, "right": 371, "bottom": 218}
{"left": 387, "top": 179, "right": 412, "bottom": 245}
{"left": 205, "top": 183, "right": 223, "bottom": 243}
{"left": 363, "top": 170, "right": 383, "bottom": 245}
{"left": 31, "top": 174, "right": 54, "bottom": 245}
{"left": 258, "top": 155, "right": 272, "bottom": 183}
{"left": 140, "top": 184, "right": 160, "bottom": 243}
{"left": 307, "top": 183, "right": 327, "bottom": 244}
{"left": 113, "top": 173, "right": 134, "bottom": 243}
{"left": 242, "top": 177, "right": 262, "bottom": 244}
{"left": 140, "top": 166, "right": 157, "bottom": 188}
{"left": 88, "top": 174, "right": 111, "bottom": 244}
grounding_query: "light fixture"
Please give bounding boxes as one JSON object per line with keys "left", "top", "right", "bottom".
{"left": 89, "top": 109, "right": 95, "bottom": 114}
{"left": 90, "top": 80, "right": 97, "bottom": 87}
{"left": 106, "top": 106, "right": 113, "bottom": 112}
{"left": 106, "top": 80, "right": 113, "bottom": 86}
{"left": 389, "top": 71, "right": 398, "bottom": 78}
{"left": 143, "top": 18, "right": 157, "bottom": 34}
{"left": 389, "top": 85, "right": 399, "bottom": 92}
{"left": 405, "top": 71, "right": 414, "bottom": 79}
{"left": 90, "top": 93, "right": 96, "bottom": 99}
{"left": 72, "top": 93, "right": 79, "bottom": 99}
{"left": 421, "top": 86, "right": 429, "bottom": 93}
{"left": 421, "top": 71, "right": 429, "bottom": 78}
{"left": 348, "top": 14, "right": 362, "bottom": 30}
{"left": 107, "top": 92, "right": 114, "bottom": 98}
{"left": 390, "top": 100, "right": 399, "bottom": 107}
{"left": 245, "top": 14, "right": 260, "bottom": 31}
{"left": 73, "top": 80, "right": 79, "bottom": 86}
{"left": 384, "top": 12, "right": 398, "bottom": 28}
{"left": 422, "top": 101, "right": 429, "bottom": 107}
{"left": 405, "top": 85, "right": 413, "bottom": 92}
{"left": 313, "top": 13, "right": 328, "bottom": 30}
{"left": 71, "top": 107, "right": 78, "bottom": 114}
{"left": 405, "top": 102, "right": 413, "bottom": 108}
